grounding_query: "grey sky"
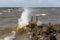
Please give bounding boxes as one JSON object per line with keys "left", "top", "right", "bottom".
{"left": 0, "top": 0, "right": 60, "bottom": 7}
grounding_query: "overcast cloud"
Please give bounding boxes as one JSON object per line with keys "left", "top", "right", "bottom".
{"left": 0, "top": 0, "right": 60, "bottom": 7}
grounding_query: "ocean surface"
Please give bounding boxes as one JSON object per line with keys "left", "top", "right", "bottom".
{"left": 0, "top": 7, "right": 60, "bottom": 40}
{"left": 0, "top": 7, "right": 60, "bottom": 29}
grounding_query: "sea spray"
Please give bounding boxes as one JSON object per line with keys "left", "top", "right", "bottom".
{"left": 18, "top": 7, "right": 42, "bottom": 28}
{"left": 18, "top": 7, "right": 31, "bottom": 28}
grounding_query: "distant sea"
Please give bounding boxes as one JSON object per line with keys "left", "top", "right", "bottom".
{"left": 0, "top": 7, "right": 60, "bottom": 29}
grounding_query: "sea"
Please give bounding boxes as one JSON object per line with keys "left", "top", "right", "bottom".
{"left": 0, "top": 7, "right": 60, "bottom": 40}
{"left": 0, "top": 7, "right": 60, "bottom": 29}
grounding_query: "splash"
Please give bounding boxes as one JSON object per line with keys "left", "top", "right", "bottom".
{"left": 18, "top": 7, "right": 31, "bottom": 28}
{"left": 18, "top": 7, "right": 42, "bottom": 28}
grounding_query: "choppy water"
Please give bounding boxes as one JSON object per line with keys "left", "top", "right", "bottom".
{"left": 0, "top": 7, "right": 60, "bottom": 29}
{"left": 0, "top": 7, "right": 60, "bottom": 40}
{"left": 29, "top": 7, "right": 60, "bottom": 24}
